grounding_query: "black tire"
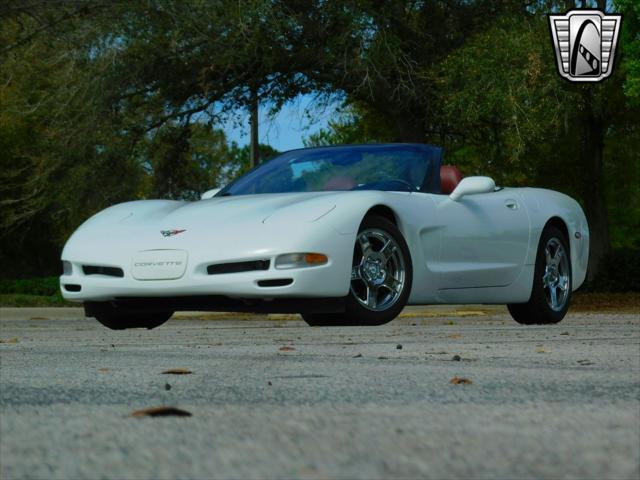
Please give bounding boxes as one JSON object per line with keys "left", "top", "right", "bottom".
{"left": 302, "top": 215, "right": 412, "bottom": 326}
{"left": 508, "top": 225, "right": 572, "bottom": 325}
{"left": 86, "top": 302, "right": 173, "bottom": 330}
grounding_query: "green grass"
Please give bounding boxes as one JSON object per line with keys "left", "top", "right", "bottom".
{"left": 0, "top": 293, "right": 74, "bottom": 307}
{"left": 0, "top": 276, "right": 60, "bottom": 296}
{"left": 0, "top": 276, "right": 75, "bottom": 306}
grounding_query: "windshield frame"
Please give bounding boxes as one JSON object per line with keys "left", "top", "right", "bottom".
{"left": 217, "top": 143, "right": 444, "bottom": 197}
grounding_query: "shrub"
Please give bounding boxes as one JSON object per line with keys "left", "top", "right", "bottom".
{"left": 0, "top": 277, "right": 60, "bottom": 296}
{"left": 587, "top": 249, "right": 640, "bottom": 292}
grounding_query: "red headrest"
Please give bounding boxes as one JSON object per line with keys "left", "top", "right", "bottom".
{"left": 440, "top": 165, "right": 463, "bottom": 194}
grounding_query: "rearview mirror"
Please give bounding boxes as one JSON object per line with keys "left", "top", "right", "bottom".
{"left": 449, "top": 176, "right": 495, "bottom": 201}
{"left": 201, "top": 188, "right": 221, "bottom": 200}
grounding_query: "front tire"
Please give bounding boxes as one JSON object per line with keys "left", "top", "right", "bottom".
{"left": 303, "top": 215, "right": 412, "bottom": 326}
{"left": 508, "top": 225, "right": 572, "bottom": 325}
{"left": 86, "top": 302, "right": 173, "bottom": 330}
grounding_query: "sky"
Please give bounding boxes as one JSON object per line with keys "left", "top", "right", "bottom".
{"left": 223, "top": 94, "right": 340, "bottom": 152}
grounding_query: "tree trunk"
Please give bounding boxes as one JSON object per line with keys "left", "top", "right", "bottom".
{"left": 584, "top": 0, "right": 611, "bottom": 283}
{"left": 581, "top": 102, "right": 610, "bottom": 282}
{"left": 249, "top": 88, "right": 259, "bottom": 168}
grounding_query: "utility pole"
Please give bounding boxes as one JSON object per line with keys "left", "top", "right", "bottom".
{"left": 249, "top": 87, "right": 259, "bottom": 168}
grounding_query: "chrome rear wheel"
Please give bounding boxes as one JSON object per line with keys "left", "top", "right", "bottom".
{"left": 507, "top": 225, "right": 572, "bottom": 325}
{"left": 542, "top": 237, "right": 570, "bottom": 312}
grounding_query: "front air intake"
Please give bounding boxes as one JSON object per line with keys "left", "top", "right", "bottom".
{"left": 207, "top": 260, "right": 270, "bottom": 275}
{"left": 83, "top": 265, "right": 124, "bottom": 277}
{"left": 257, "top": 279, "right": 293, "bottom": 287}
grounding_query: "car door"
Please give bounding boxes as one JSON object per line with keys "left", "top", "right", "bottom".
{"left": 431, "top": 188, "right": 530, "bottom": 289}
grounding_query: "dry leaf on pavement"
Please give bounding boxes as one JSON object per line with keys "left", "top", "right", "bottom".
{"left": 450, "top": 376, "right": 472, "bottom": 385}
{"left": 131, "top": 406, "right": 192, "bottom": 417}
{"left": 162, "top": 368, "right": 193, "bottom": 375}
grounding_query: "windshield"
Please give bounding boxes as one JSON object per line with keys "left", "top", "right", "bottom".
{"left": 220, "top": 144, "right": 442, "bottom": 196}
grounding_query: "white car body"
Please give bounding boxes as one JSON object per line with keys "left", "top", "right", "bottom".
{"left": 60, "top": 182, "right": 589, "bottom": 311}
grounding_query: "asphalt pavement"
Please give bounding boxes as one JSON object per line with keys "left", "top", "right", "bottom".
{"left": 0, "top": 308, "right": 638, "bottom": 480}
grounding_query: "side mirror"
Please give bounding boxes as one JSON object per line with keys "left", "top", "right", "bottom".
{"left": 449, "top": 176, "right": 495, "bottom": 201}
{"left": 201, "top": 188, "right": 221, "bottom": 200}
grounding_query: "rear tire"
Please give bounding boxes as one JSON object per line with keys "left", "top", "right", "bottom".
{"left": 302, "top": 215, "right": 412, "bottom": 326}
{"left": 507, "top": 225, "right": 572, "bottom": 325}
{"left": 86, "top": 302, "right": 173, "bottom": 330}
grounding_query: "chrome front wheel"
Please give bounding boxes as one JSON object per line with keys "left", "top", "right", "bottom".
{"left": 302, "top": 215, "right": 412, "bottom": 327}
{"left": 350, "top": 228, "right": 406, "bottom": 312}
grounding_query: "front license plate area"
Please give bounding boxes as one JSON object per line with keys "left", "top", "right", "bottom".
{"left": 131, "top": 250, "right": 188, "bottom": 280}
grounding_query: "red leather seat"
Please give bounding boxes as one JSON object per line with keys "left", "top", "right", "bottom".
{"left": 440, "top": 165, "right": 463, "bottom": 194}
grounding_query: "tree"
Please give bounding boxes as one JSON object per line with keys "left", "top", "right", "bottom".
{"left": 0, "top": 11, "right": 147, "bottom": 276}
{"left": 617, "top": 0, "right": 640, "bottom": 104}
{"left": 146, "top": 123, "right": 242, "bottom": 200}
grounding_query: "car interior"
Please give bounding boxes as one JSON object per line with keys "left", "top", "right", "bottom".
{"left": 320, "top": 164, "right": 465, "bottom": 194}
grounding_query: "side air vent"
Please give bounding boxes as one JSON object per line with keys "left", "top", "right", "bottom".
{"left": 83, "top": 265, "right": 124, "bottom": 278}
{"left": 207, "top": 260, "right": 270, "bottom": 275}
{"left": 63, "top": 284, "right": 81, "bottom": 292}
{"left": 257, "top": 279, "right": 293, "bottom": 287}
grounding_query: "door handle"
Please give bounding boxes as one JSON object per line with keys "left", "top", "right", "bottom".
{"left": 505, "top": 199, "right": 519, "bottom": 210}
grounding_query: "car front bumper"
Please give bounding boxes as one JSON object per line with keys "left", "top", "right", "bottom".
{"left": 60, "top": 225, "right": 354, "bottom": 303}
{"left": 60, "top": 258, "right": 350, "bottom": 302}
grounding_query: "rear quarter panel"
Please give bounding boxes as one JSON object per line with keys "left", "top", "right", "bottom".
{"left": 519, "top": 188, "right": 589, "bottom": 290}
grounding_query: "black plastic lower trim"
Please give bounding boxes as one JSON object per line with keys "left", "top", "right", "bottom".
{"left": 82, "top": 265, "right": 124, "bottom": 277}
{"left": 84, "top": 295, "right": 345, "bottom": 317}
{"left": 207, "top": 259, "right": 270, "bottom": 275}
{"left": 257, "top": 279, "right": 293, "bottom": 287}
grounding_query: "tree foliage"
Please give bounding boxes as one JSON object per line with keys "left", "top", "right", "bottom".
{"left": 617, "top": 0, "right": 640, "bottom": 104}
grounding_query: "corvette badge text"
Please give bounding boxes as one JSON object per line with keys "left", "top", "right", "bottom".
{"left": 549, "top": 9, "right": 622, "bottom": 83}
{"left": 134, "top": 261, "right": 183, "bottom": 267}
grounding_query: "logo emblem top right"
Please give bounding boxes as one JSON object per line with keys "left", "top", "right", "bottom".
{"left": 549, "top": 9, "right": 622, "bottom": 83}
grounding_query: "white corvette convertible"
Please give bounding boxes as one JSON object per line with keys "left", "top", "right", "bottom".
{"left": 60, "top": 144, "right": 589, "bottom": 329}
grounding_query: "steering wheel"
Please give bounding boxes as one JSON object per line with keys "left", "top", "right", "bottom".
{"left": 386, "top": 178, "right": 417, "bottom": 192}
{"left": 352, "top": 178, "right": 417, "bottom": 192}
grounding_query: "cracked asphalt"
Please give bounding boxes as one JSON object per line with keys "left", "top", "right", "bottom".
{"left": 0, "top": 308, "right": 639, "bottom": 480}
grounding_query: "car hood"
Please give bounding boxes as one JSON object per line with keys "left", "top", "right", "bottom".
{"left": 178, "top": 192, "right": 342, "bottom": 225}
{"left": 63, "top": 189, "right": 397, "bottom": 260}
{"left": 129, "top": 192, "right": 341, "bottom": 226}
{"left": 74, "top": 192, "right": 354, "bottom": 240}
